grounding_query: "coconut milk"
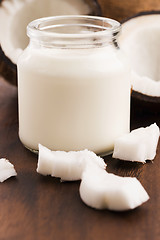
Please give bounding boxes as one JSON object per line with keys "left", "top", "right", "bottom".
{"left": 18, "top": 44, "right": 130, "bottom": 155}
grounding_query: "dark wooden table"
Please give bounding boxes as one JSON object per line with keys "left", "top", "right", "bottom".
{"left": 0, "top": 76, "right": 160, "bottom": 240}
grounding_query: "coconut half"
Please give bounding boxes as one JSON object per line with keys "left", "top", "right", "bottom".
{"left": 119, "top": 12, "right": 160, "bottom": 112}
{"left": 0, "top": 0, "right": 101, "bottom": 85}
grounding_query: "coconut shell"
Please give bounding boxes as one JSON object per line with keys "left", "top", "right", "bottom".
{"left": 0, "top": 0, "right": 17, "bottom": 85}
{"left": 132, "top": 90, "right": 160, "bottom": 114}
{"left": 0, "top": 46, "right": 17, "bottom": 86}
{"left": 0, "top": 0, "right": 101, "bottom": 86}
{"left": 121, "top": 10, "right": 160, "bottom": 23}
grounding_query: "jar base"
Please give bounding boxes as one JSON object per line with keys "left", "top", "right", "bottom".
{"left": 23, "top": 143, "right": 113, "bottom": 157}
{"left": 24, "top": 145, "right": 38, "bottom": 154}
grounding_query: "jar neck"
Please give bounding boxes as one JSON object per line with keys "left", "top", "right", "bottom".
{"left": 27, "top": 15, "right": 121, "bottom": 49}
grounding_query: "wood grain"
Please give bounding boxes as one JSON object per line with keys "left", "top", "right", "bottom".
{"left": 0, "top": 77, "right": 159, "bottom": 240}
{"left": 98, "top": 0, "right": 160, "bottom": 21}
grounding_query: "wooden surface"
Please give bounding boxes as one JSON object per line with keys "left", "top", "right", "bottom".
{"left": 0, "top": 76, "right": 160, "bottom": 240}
{"left": 98, "top": 0, "right": 160, "bottom": 21}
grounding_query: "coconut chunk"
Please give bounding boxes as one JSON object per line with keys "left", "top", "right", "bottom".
{"left": 37, "top": 144, "right": 106, "bottom": 181}
{"left": 113, "top": 123, "right": 159, "bottom": 163}
{"left": 0, "top": 158, "right": 17, "bottom": 182}
{"left": 80, "top": 166, "right": 149, "bottom": 211}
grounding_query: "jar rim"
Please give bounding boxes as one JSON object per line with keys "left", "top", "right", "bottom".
{"left": 27, "top": 15, "right": 121, "bottom": 48}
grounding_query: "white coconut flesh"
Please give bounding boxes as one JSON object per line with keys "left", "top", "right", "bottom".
{"left": 80, "top": 166, "right": 149, "bottom": 211}
{"left": 113, "top": 123, "right": 160, "bottom": 163}
{"left": 0, "top": 0, "right": 92, "bottom": 64}
{"left": 37, "top": 144, "right": 149, "bottom": 211}
{"left": 119, "top": 14, "right": 160, "bottom": 97}
{"left": 37, "top": 144, "right": 106, "bottom": 181}
{"left": 0, "top": 158, "right": 17, "bottom": 182}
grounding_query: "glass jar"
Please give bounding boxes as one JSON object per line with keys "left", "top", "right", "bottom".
{"left": 17, "top": 15, "right": 131, "bottom": 155}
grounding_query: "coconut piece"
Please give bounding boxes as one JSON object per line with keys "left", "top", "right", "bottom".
{"left": 37, "top": 144, "right": 106, "bottom": 181}
{"left": 113, "top": 123, "right": 159, "bottom": 163}
{"left": 0, "top": 158, "right": 17, "bottom": 182}
{"left": 80, "top": 166, "right": 149, "bottom": 211}
{"left": 0, "top": 0, "right": 101, "bottom": 86}
{"left": 119, "top": 12, "right": 160, "bottom": 112}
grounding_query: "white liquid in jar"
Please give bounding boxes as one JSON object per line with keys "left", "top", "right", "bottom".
{"left": 18, "top": 45, "right": 130, "bottom": 155}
